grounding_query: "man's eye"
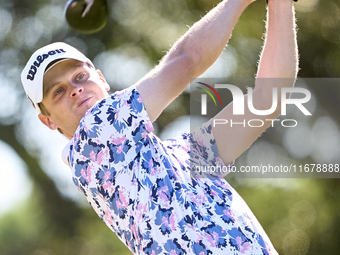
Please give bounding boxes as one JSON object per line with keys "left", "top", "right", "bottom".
{"left": 56, "top": 88, "right": 63, "bottom": 95}
{"left": 77, "top": 73, "right": 85, "bottom": 80}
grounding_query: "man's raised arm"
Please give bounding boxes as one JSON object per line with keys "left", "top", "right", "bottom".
{"left": 135, "top": 0, "right": 254, "bottom": 122}
{"left": 212, "top": 0, "right": 299, "bottom": 165}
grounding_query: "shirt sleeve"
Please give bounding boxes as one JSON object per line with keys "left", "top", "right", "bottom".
{"left": 161, "top": 120, "right": 233, "bottom": 178}
{"left": 189, "top": 120, "right": 233, "bottom": 177}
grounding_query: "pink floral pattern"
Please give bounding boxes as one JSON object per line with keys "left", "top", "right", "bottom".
{"left": 67, "top": 87, "right": 277, "bottom": 255}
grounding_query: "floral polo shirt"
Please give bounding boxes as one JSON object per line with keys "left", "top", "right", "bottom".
{"left": 64, "top": 86, "right": 278, "bottom": 255}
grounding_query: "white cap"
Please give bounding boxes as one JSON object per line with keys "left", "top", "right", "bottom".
{"left": 21, "top": 42, "right": 94, "bottom": 113}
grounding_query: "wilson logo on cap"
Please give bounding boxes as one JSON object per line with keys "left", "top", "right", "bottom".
{"left": 26, "top": 48, "right": 66, "bottom": 81}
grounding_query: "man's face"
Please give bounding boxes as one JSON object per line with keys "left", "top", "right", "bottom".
{"left": 39, "top": 59, "right": 110, "bottom": 138}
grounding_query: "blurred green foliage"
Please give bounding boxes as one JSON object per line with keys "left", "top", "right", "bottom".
{"left": 0, "top": 0, "right": 340, "bottom": 254}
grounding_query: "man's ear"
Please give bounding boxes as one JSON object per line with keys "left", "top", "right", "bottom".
{"left": 38, "top": 113, "right": 58, "bottom": 130}
{"left": 96, "top": 69, "right": 110, "bottom": 91}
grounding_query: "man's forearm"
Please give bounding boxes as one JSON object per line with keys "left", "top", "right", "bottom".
{"left": 162, "top": 0, "right": 253, "bottom": 77}
{"left": 136, "top": 0, "right": 253, "bottom": 122}
{"left": 257, "top": 0, "right": 299, "bottom": 79}
{"left": 252, "top": 0, "right": 298, "bottom": 118}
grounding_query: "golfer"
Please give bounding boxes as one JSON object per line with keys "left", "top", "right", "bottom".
{"left": 21, "top": 0, "right": 298, "bottom": 254}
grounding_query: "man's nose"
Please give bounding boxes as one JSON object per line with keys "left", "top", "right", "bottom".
{"left": 70, "top": 85, "right": 84, "bottom": 97}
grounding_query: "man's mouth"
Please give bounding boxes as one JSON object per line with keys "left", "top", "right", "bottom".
{"left": 78, "top": 97, "right": 92, "bottom": 107}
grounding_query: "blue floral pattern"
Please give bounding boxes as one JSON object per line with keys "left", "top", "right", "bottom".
{"left": 67, "top": 87, "right": 278, "bottom": 254}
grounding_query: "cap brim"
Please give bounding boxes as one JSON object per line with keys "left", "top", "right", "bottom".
{"left": 44, "top": 58, "right": 68, "bottom": 75}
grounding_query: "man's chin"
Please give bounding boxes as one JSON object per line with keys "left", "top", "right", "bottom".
{"left": 78, "top": 98, "right": 96, "bottom": 113}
